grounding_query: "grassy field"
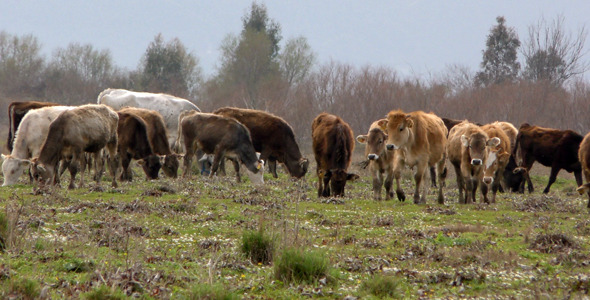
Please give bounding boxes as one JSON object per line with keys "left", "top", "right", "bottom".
{"left": 0, "top": 160, "right": 589, "bottom": 299}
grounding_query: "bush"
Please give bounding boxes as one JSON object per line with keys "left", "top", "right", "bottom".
{"left": 359, "top": 274, "right": 400, "bottom": 298}
{"left": 82, "top": 285, "right": 126, "bottom": 300}
{"left": 240, "top": 230, "right": 274, "bottom": 265}
{"left": 186, "top": 283, "right": 239, "bottom": 300}
{"left": 274, "top": 247, "right": 331, "bottom": 284}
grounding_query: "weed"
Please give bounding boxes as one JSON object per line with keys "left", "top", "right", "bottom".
{"left": 185, "top": 282, "right": 239, "bottom": 300}
{"left": 1, "top": 277, "right": 41, "bottom": 300}
{"left": 530, "top": 233, "right": 577, "bottom": 253}
{"left": 359, "top": 274, "right": 401, "bottom": 298}
{"left": 81, "top": 285, "right": 127, "bottom": 300}
{"left": 274, "top": 247, "right": 331, "bottom": 284}
{"left": 240, "top": 230, "right": 274, "bottom": 265}
{"left": 0, "top": 212, "right": 7, "bottom": 251}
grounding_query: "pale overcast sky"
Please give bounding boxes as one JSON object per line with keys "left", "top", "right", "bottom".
{"left": 1, "top": 1, "right": 589, "bottom": 78}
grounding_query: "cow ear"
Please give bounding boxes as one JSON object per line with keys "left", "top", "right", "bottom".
{"left": 18, "top": 158, "right": 31, "bottom": 167}
{"left": 377, "top": 119, "right": 388, "bottom": 130}
{"left": 347, "top": 173, "right": 360, "bottom": 181}
{"left": 137, "top": 159, "right": 145, "bottom": 166}
{"left": 404, "top": 115, "right": 414, "bottom": 128}
{"left": 499, "top": 152, "right": 510, "bottom": 162}
{"left": 487, "top": 137, "right": 501, "bottom": 147}
{"left": 255, "top": 152, "right": 261, "bottom": 160}
{"left": 0, "top": 154, "right": 6, "bottom": 162}
{"left": 460, "top": 135, "right": 469, "bottom": 147}
{"left": 356, "top": 135, "right": 368, "bottom": 144}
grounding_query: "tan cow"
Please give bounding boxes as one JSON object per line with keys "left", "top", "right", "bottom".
{"left": 385, "top": 110, "right": 447, "bottom": 204}
{"left": 356, "top": 119, "right": 397, "bottom": 200}
{"left": 576, "top": 131, "right": 590, "bottom": 208}
{"left": 481, "top": 123, "right": 511, "bottom": 203}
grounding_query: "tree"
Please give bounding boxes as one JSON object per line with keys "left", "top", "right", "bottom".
{"left": 475, "top": 16, "right": 521, "bottom": 86}
{"left": 279, "top": 36, "right": 316, "bottom": 87}
{"left": 0, "top": 31, "right": 45, "bottom": 98}
{"left": 242, "top": 1, "right": 282, "bottom": 59}
{"left": 522, "top": 15, "right": 589, "bottom": 86}
{"left": 139, "top": 33, "right": 202, "bottom": 99}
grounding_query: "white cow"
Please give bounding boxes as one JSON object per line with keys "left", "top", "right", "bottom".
{"left": 97, "top": 88, "right": 200, "bottom": 152}
{"left": 1, "top": 106, "right": 73, "bottom": 186}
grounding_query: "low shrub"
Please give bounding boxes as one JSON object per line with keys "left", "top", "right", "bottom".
{"left": 240, "top": 230, "right": 274, "bottom": 265}
{"left": 359, "top": 274, "right": 400, "bottom": 298}
{"left": 186, "top": 283, "right": 239, "bottom": 300}
{"left": 82, "top": 285, "right": 126, "bottom": 300}
{"left": 274, "top": 247, "right": 331, "bottom": 284}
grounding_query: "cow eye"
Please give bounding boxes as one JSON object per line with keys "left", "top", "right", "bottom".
{"left": 399, "top": 127, "right": 403, "bottom": 132}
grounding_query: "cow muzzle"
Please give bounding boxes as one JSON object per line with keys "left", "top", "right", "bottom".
{"left": 367, "top": 154, "right": 379, "bottom": 160}
{"left": 483, "top": 177, "right": 493, "bottom": 185}
{"left": 471, "top": 159, "right": 482, "bottom": 166}
{"left": 386, "top": 144, "right": 398, "bottom": 151}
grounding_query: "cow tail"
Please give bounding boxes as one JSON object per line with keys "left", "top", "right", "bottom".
{"left": 175, "top": 112, "right": 187, "bottom": 153}
{"left": 513, "top": 132, "right": 523, "bottom": 167}
{"left": 7, "top": 103, "right": 14, "bottom": 152}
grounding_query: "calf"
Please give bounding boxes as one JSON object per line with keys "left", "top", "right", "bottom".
{"left": 312, "top": 113, "right": 358, "bottom": 197}
{"left": 356, "top": 119, "right": 396, "bottom": 200}
{"left": 447, "top": 121, "right": 494, "bottom": 204}
{"left": 179, "top": 112, "right": 264, "bottom": 184}
{"left": 118, "top": 107, "right": 180, "bottom": 178}
{"left": 117, "top": 111, "right": 161, "bottom": 181}
{"left": 213, "top": 107, "right": 309, "bottom": 179}
{"left": 1, "top": 106, "right": 72, "bottom": 186}
{"left": 576, "top": 132, "right": 590, "bottom": 208}
{"left": 6, "top": 101, "right": 59, "bottom": 152}
{"left": 30, "top": 104, "right": 119, "bottom": 189}
{"left": 514, "top": 123, "right": 583, "bottom": 193}
{"left": 481, "top": 123, "right": 511, "bottom": 203}
{"left": 386, "top": 110, "right": 447, "bottom": 204}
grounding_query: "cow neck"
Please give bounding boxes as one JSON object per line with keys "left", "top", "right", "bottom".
{"left": 38, "top": 127, "right": 63, "bottom": 167}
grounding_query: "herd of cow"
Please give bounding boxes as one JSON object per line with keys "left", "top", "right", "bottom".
{"left": 2, "top": 88, "right": 590, "bottom": 209}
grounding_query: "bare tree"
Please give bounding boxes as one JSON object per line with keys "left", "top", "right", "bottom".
{"left": 522, "top": 15, "right": 589, "bottom": 85}
{"left": 0, "top": 31, "right": 45, "bottom": 98}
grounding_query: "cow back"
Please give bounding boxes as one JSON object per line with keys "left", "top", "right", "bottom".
{"left": 119, "top": 107, "right": 171, "bottom": 155}
{"left": 312, "top": 113, "right": 354, "bottom": 171}
{"left": 7, "top": 101, "right": 60, "bottom": 152}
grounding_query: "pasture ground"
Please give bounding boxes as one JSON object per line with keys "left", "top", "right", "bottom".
{"left": 0, "top": 158, "right": 589, "bottom": 299}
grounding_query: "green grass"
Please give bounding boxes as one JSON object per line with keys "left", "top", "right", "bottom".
{"left": 0, "top": 164, "right": 588, "bottom": 298}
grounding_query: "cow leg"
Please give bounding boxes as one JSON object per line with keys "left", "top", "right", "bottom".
{"left": 182, "top": 145, "right": 196, "bottom": 178}
{"left": 93, "top": 152, "right": 105, "bottom": 182}
{"left": 105, "top": 141, "right": 119, "bottom": 189}
{"left": 268, "top": 160, "right": 278, "bottom": 178}
{"left": 574, "top": 170, "right": 583, "bottom": 187}
{"left": 436, "top": 160, "right": 446, "bottom": 205}
{"left": 453, "top": 163, "right": 465, "bottom": 204}
{"left": 479, "top": 179, "right": 489, "bottom": 204}
{"left": 430, "top": 166, "right": 437, "bottom": 187}
{"left": 384, "top": 169, "right": 394, "bottom": 200}
{"left": 322, "top": 174, "right": 331, "bottom": 197}
{"left": 543, "top": 166, "right": 561, "bottom": 194}
{"left": 231, "top": 158, "right": 241, "bottom": 183}
{"left": 120, "top": 153, "right": 133, "bottom": 181}
{"left": 209, "top": 149, "right": 226, "bottom": 178}
{"left": 414, "top": 163, "right": 427, "bottom": 204}
{"left": 68, "top": 157, "right": 80, "bottom": 190}
{"left": 216, "top": 156, "right": 227, "bottom": 176}
{"left": 394, "top": 158, "right": 406, "bottom": 201}
{"left": 464, "top": 177, "right": 475, "bottom": 204}
{"left": 371, "top": 167, "right": 383, "bottom": 200}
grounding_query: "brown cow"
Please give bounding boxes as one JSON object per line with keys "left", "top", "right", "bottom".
{"left": 514, "top": 123, "right": 583, "bottom": 194}
{"left": 576, "top": 132, "right": 590, "bottom": 208}
{"left": 447, "top": 121, "right": 494, "bottom": 204}
{"left": 118, "top": 107, "right": 180, "bottom": 178}
{"left": 386, "top": 110, "right": 447, "bottom": 204}
{"left": 481, "top": 123, "right": 511, "bottom": 203}
{"left": 179, "top": 112, "right": 264, "bottom": 184}
{"left": 213, "top": 107, "right": 309, "bottom": 179}
{"left": 117, "top": 111, "right": 162, "bottom": 181}
{"left": 356, "top": 119, "right": 396, "bottom": 200}
{"left": 312, "top": 113, "right": 358, "bottom": 197}
{"left": 30, "top": 104, "right": 119, "bottom": 189}
{"left": 6, "top": 101, "right": 60, "bottom": 152}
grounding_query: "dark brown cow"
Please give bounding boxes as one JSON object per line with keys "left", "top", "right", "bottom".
{"left": 356, "top": 119, "right": 395, "bottom": 200}
{"left": 117, "top": 111, "right": 161, "bottom": 181}
{"left": 7, "top": 101, "right": 60, "bottom": 152}
{"left": 213, "top": 107, "right": 309, "bottom": 179}
{"left": 514, "top": 123, "right": 583, "bottom": 194}
{"left": 312, "top": 113, "right": 359, "bottom": 197}
{"left": 576, "top": 132, "right": 590, "bottom": 208}
{"left": 118, "top": 107, "right": 179, "bottom": 178}
{"left": 31, "top": 104, "right": 119, "bottom": 189}
{"left": 180, "top": 112, "right": 264, "bottom": 184}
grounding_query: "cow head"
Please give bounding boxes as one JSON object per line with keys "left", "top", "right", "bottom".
{"left": 460, "top": 133, "right": 488, "bottom": 166}
{"left": 386, "top": 113, "right": 413, "bottom": 151}
{"left": 30, "top": 158, "right": 55, "bottom": 186}
{"left": 138, "top": 155, "right": 162, "bottom": 180}
{"left": 357, "top": 127, "right": 388, "bottom": 161}
{"left": 1, "top": 154, "right": 31, "bottom": 186}
{"left": 244, "top": 159, "right": 265, "bottom": 185}
{"left": 326, "top": 168, "right": 359, "bottom": 197}
{"left": 483, "top": 138, "right": 509, "bottom": 185}
{"left": 160, "top": 154, "right": 180, "bottom": 178}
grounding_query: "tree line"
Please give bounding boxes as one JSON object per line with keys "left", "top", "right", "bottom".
{"left": 1, "top": 3, "right": 589, "bottom": 149}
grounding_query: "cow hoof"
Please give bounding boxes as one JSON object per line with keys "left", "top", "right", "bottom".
{"left": 396, "top": 191, "right": 405, "bottom": 202}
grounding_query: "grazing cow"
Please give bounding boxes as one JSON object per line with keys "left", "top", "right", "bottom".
{"left": 576, "top": 132, "right": 590, "bottom": 208}
{"left": 97, "top": 88, "right": 200, "bottom": 152}
{"left": 312, "top": 113, "right": 359, "bottom": 197}
{"left": 213, "top": 107, "right": 309, "bottom": 179}
{"left": 385, "top": 110, "right": 447, "bottom": 204}
{"left": 6, "top": 101, "right": 60, "bottom": 152}
{"left": 514, "top": 123, "right": 583, "bottom": 194}
{"left": 179, "top": 112, "right": 264, "bottom": 184}
{"left": 30, "top": 104, "right": 119, "bottom": 189}
{"left": 356, "top": 119, "right": 396, "bottom": 200}
{"left": 1, "top": 106, "right": 73, "bottom": 186}
{"left": 116, "top": 111, "right": 161, "bottom": 181}
{"left": 447, "top": 122, "right": 492, "bottom": 203}
{"left": 118, "top": 107, "right": 180, "bottom": 178}
{"left": 503, "top": 155, "right": 529, "bottom": 193}
{"left": 481, "top": 123, "right": 511, "bottom": 203}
